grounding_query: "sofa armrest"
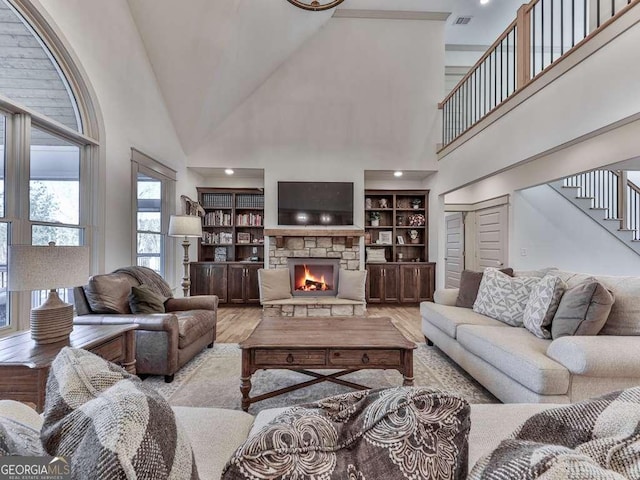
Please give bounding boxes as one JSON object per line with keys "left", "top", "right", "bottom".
{"left": 73, "top": 313, "right": 178, "bottom": 333}
{"left": 165, "top": 295, "right": 218, "bottom": 312}
{"left": 547, "top": 336, "right": 640, "bottom": 376}
{"left": 433, "top": 288, "right": 459, "bottom": 306}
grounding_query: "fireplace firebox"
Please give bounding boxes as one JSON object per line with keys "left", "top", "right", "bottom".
{"left": 287, "top": 258, "right": 340, "bottom": 297}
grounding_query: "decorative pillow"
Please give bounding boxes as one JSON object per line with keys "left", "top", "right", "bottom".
{"left": 0, "top": 416, "right": 45, "bottom": 456}
{"left": 456, "top": 268, "right": 514, "bottom": 308}
{"left": 223, "top": 387, "right": 470, "bottom": 480}
{"left": 522, "top": 274, "right": 567, "bottom": 339}
{"left": 336, "top": 269, "right": 367, "bottom": 302}
{"left": 129, "top": 284, "right": 166, "bottom": 314}
{"left": 469, "top": 386, "right": 640, "bottom": 479}
{"left": 257, "top": 268, "right": 292, "bottom": 302}
{"left": 366, "top": 247, "right": 387, "bottom": 263}
{"left": 473, "top": 268, "right": 540, "bottom": 327}
{"left": 551, "top": 279, "right": 615, "bottom": 339}
{"left": 84, "top": 272, "right": 137, "bottom": 314}
{"left": 41, "top": 348, "right": 199, "bottom": 480}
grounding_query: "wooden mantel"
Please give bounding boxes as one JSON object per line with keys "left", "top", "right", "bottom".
{"left": 264, "top": 228, "right": 365, "bottom": 249}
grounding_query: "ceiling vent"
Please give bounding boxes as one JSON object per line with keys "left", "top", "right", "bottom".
{"left": 454, "top": 16, "right": 472, "bottom": 25}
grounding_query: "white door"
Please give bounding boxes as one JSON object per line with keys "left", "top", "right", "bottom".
{"left": 445, "top": 213, "right": 464, "bottom": 288}
{"left": 476, "top": 205, "right": 508, "bottom": 270}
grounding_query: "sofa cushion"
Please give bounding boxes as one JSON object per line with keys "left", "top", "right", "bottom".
{"left": 223, "top": 387, "right": 470, "bottom": 480}
{"left": 41, "top": 347, "right": 199, "bottom": 480}
{"left": 456, "top": 268, "right": 513, "bottom": 308}
{"left": 257, "top": 268, "right": 292, "bottom": 302}
{"left": 551, "top": 279, "right": 614, "bottom": 339}
{"left": 473, "top": 268, "right": 540, "bottom": 327}
{"left": 129, "top": 283, "right": 167, "bottom": 314}
{"left": 469, "top": 387, "right": 640, "bottom": 479}
{"left": 457, "top": 325, "right": 569, "bottom": 395}
{"left": 336, "top": 269, "right": 367, "bottom": 302}
{"left": 84, "top": 272, "right": 138, "bottom": 314}
{"left": 522, "top": 274, "right": 566, "bottom": 339}
{"left": 177, "top": 310, "right": 214, "bottom": 349}
{"left": 0, "top": 416, "right": 45, "bottom": 456}
{"left": 421, "top": 302, "right": 508, "bottom": 339}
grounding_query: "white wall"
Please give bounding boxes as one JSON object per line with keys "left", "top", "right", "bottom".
{"left": 511, "top": 185, "right": 640, "bottom": 275}
{"left": 187, "top": 17, "right": 446, "bottom": 229}
{"left": 35, "top": 0, "right": 188, "bottom": 280}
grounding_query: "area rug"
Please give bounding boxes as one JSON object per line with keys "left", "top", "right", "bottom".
{"left": 144, "top": 343, "right": 497, "bottom": 413}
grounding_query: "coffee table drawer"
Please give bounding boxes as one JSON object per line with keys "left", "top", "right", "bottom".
{"left": 329, "top": 349, "right": 401, "bottom": 367}
{"left": 254, "top": 349, "right": 326, "bottom": 366}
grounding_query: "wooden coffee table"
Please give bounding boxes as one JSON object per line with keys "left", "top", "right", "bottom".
{"left": 239, "top": 316, "right": 416, "bottom": 411}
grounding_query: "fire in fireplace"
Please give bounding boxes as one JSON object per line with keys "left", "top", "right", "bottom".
{"left": 287, "top": 258, "right": 340, "bottom": 296}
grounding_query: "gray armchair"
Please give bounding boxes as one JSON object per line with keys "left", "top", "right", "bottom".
{"left": 73, "top": 267, "right": 217, "bottom": 382}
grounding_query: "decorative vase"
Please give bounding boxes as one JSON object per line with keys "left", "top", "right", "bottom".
{"left": 371, "top": 219, "right": 379, "bottom": 227}
{"left": 365, "top": 198, "right": 372, "bottom": 209}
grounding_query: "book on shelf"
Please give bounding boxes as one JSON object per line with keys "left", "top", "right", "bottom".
{"left": 235, "top": 212, "right": 262, "bottom": 226}
{"left": 214, "top": 247, "right": 227, "bottom": 262}
{"left": 204, "top": 210, "right": 232, "bottom": 226}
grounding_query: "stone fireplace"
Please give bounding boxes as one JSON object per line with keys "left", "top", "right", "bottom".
{"left": 288, "top": 258, "right": 340, "bottom": 297}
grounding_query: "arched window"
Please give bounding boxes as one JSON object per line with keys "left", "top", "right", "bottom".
{"left": 0, "top": 0, "right": 99, "bottom": 332}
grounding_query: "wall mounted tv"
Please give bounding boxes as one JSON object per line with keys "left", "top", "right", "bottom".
{"left": 278, "top": 182, "right": 354, "bottom": 226}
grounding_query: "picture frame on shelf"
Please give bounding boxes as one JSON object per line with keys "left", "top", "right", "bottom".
{"left": 397, "top": 235, "right": 404, "bottom": 245}
{"left": 379, "top": 231, "right": 393, "bottom": 245}
{"left": 237, "top": 232, "right": 251, "bottom": 244}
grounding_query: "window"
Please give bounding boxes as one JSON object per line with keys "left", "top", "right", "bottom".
{"left": 0, "top": 0, "right": 99, "bottom": 331}
{"left": 132, "top": 150, "right": 176, "bottom": 278}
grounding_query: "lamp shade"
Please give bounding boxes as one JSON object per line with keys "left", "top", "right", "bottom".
{"left": 8, "top": 244, "right": 90, "bottom": 291}
{"left": 168, "top": 215, "right": 202, "bottom": 238}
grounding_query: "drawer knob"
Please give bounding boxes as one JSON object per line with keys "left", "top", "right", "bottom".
{"left": 334, "top": 352, "right": 340, "bottom": 357}
{"left": 286, "top": 354, "right": 294, "bottom": 364}
{"left": 362, "top": 353, "right": 370, "bottom": 364}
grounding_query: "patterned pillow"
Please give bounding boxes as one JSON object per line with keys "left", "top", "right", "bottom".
{"left": 129, "top": 284, "right": 167, "bottom": 313}
{"left": 223, "top": 387, "right": 470, "bottom": 480}
{"left": 41, "top": 348, "right": 199, "bottom": 480}
{"left": 469, "top": 386, "right": 640, "bottom": 479}
{"left": 522, "top": 274, "right": 567, "bottom": 339}
{"left": 0, "top": 416, "right": 45, "bottom": 456}
{"left": 473, "top": 268, "right": 540, "bottom": 326}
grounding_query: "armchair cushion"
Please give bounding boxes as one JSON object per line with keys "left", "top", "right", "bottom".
{"left": 84, "top": 272, "right": 137, "bottom": 314}
{"left": 178, "top": 311, "right": 215, "bottom": 349}
{"left": 129, "top": 284, "right": 167, "bottom": 314}
{"left": 166, "top": 295, "right": 219, "bottom": 312}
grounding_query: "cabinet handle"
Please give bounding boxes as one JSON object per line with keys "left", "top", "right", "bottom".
{"left": 361, "top": 353, "right": 370, "bottom": 364}
{"left": 286, "top": 354, "right": 294, "bottom": 364}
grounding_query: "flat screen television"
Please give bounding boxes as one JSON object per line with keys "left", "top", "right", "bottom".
{"left": 278, "top": 182, "right": 354, "bottom": 226}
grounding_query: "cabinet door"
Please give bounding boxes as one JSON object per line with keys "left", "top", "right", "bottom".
{"left": 399, "top": 265, "right": 419, "bottom": 303}
{"left": 366, "top": 264, "right": 383, "bottom": 303}
{"left": 190, "top": 264, "right": 227, "bottom": 303}
{"left": 417, "top": 264, "right": 435, "bottom": 302}
{"left": 244, "top": 264, "right": 262, "bottom": 304}
{"left": 228, "top": 264, "right": 246, "bottom": 304}
{"left": 381, "top": 265, "right": 399, "bottom": 303}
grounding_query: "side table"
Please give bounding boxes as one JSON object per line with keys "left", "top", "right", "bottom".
{"left": 0, "top": 324, "right": 137, "bottom": 412}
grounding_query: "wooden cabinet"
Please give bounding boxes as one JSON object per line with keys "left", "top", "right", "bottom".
{"left": 190, "top": 263, "right": 228, "bottom": 303}
{"left": 399, "top": 263, "right": 435, "bottom": 303}
{"left": 366, "top": 264, "right": 400, "bottom": 304}
{"left": 228, "top": 264, "right": 261, "bottom": 304}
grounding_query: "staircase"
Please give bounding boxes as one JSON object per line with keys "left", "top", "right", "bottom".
{"left": 549, "top": 170, "right": 640, "bottom": 255}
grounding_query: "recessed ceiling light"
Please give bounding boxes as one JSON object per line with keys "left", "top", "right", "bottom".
{"left": 225, "top": 168, "right": 234, "bottom": 175}
{"left": 394, "top": 171, "right": 403, "bottom": 177}
{"left": 480, "top": 0, "right": 490, "bottom": 4}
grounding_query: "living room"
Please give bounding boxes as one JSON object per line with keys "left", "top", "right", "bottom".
{"left": 1, "top": 0, "right": 640, "bottom": 478}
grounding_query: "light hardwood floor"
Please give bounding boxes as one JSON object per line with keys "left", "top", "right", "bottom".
{"left": 216, "top": 305, "right": 424, "bottom": 344}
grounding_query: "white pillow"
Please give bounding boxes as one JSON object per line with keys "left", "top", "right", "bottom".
{"left": 257, "top": 268, "right": 292, "bottom": 302}
{"left": 473, "top": 268, "right": 540, "bottom": 326}
{"left": 336, "top": 269, "right": 367, "bottom": 302}
{"left": 523, "top": 274, "right": 566, "bottom": 339}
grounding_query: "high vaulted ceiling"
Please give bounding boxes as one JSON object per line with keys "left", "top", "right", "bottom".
{"left": 127, "top": 0, "right": 522, "bottom": 155}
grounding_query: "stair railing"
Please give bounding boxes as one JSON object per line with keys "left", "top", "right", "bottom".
{"left": 562, "top": 169, "right": 640, "bottom": 240}
{"left": 440, "top": 0, "right": 640, "bottom": 149}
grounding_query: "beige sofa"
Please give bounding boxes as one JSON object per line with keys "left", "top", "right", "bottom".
{"left": 0, "top": 400, "right": 556, "bottom": 480}
{"left": 421, "top": 270, "right": 640, "bottom": 404}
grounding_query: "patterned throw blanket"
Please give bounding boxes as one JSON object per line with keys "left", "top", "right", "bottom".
{"left": 223, "top": 387, "right": 470, "bottom": 480}
{"left": 470, "top": 387, "right": 640, "bottom": 479}
{"left": 113, "top": 266, "right": 174, "bottom": 298}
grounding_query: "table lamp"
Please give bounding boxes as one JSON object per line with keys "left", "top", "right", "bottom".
{"left": 168, "top": 215, "right": 203, "bottom": 297}
{"left": 8, "top": 242, "right": 90, "bottom": 344}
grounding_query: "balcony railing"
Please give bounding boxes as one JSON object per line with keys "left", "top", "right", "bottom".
{"left": 439, "top": 0, "right": 639, "bottom": 148}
